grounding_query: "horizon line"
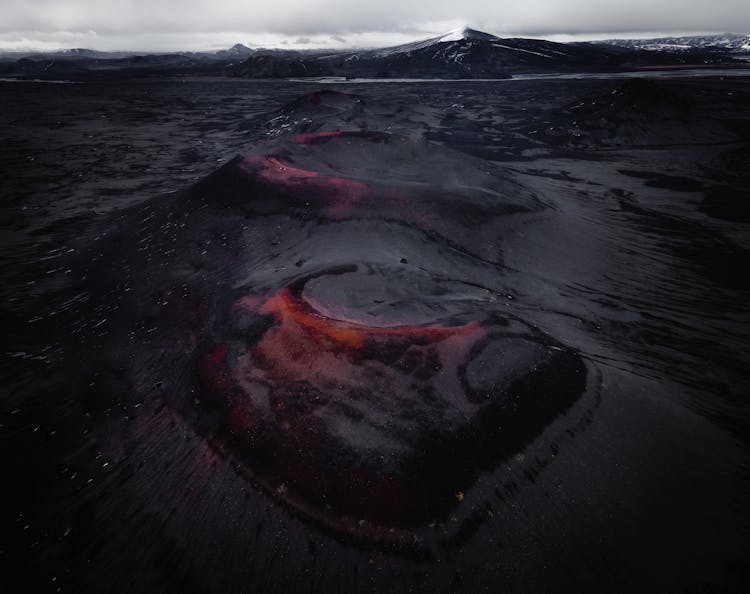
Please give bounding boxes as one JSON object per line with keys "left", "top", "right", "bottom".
{"left": 1, "top": 27, "right": 748, "bottom": 55}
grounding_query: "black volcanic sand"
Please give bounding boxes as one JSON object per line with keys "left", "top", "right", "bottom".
{"left": 2, "top": 76, "right": 750, "bottom": 593}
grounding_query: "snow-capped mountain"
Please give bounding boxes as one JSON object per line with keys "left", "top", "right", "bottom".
{"left": 271, "top": 26, "right": 733, "bottom": 79}
{"left": 288, "top": 27, "right": 645, "bottom": 79}
{"left": 596, "top": 34, "right": 750, "bottom": 54}
{"left": 346, "top": 27, "right": 592, "bottom": 64}
{"left": 365, "top": 27, "right": 500, "bottom": 58}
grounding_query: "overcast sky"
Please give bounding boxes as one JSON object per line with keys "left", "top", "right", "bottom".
{"left": 2, "top": 0, "right": 749, "bottom": 52}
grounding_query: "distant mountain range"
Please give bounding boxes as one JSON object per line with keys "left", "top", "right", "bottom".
{"left": 1, "top": 27, "right": 747, "bottom": 80}
{"left": 593, "top": 33, "right": 750, "bottom": 54}
{"left": 232, "top": 28, "right": 748, "bottom": 79}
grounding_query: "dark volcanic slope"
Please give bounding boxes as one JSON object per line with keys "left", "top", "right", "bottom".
{"left": 2, "top": 76, "right": 750, "bottom": 594}
{"left": 545, "top": 78, "right": 736, "bottom": 146}
{"left": 0, "top": 48, "right": 325, "bottom": 80}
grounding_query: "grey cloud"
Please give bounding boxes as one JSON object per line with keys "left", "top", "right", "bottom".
{"left": 1, "top": 0, "right": 749, "bottom": 50}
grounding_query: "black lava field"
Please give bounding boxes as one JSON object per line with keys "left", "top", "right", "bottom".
{"left": 2, "top": 75, "right": 750, "bottom": 593}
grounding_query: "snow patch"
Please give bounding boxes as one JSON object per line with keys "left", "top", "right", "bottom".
{"left": 492, "top": 44, "right": 553, "bottom": 58}
{"left": 439, "top": 28, "right": 467, "bottom": 43}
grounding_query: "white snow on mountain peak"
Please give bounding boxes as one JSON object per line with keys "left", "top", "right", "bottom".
{"left": 369, "top": 27, "right": 501, "bottom": 58}
{"left": 438, "top": 28, "right": 499, "bottom": 43}
{"left": 438, "top": 29, "right": 466, "bottom": 43}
